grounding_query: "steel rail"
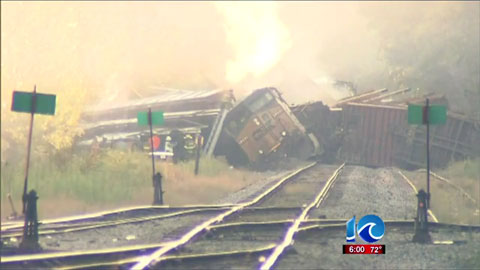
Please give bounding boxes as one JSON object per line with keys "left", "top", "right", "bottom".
{"left": 1, "top": 242, "right": 166, "bottom": 264}
{"left": 58, "top": 244, "right": 277, "bottom": 270}
{"left": 397, "top": 170, "right": 439, "bottom": 222}
{"left": 130, "top": 161, "right": 317, "bottom": 270}
{"left": 56, "top": 218, "right": 480, "bottom": 270}
{"left": 2, "top": 206, "right": 298, "bottom": 236}
{"left": 210, "top": 217, "right": 476, "bottom": 234}
{"left": 2, "top": 207, "right": 226, "bottom": 239}
{"left": 1, "top": 213, "right": 299, "bottom": 266}
{"left": 206, "top": 218, "right": 350, "bottom": 231}
{"left": 297, "top": 220, "right": 480, "bottom": 233}
{"left": 259, "top": 163, "right": 345, "bottom": 270}
{"left": 50, "top": 222, "right": 480, "bottom": 270}
{"left": 1, "top": 204, "right": 235, "bottom": 231}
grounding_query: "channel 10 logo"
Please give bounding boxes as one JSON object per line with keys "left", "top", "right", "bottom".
{"left": 346, "top": 215, "right": 385, "bottom": 243}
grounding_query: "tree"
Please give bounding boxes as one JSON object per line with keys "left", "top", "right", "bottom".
{"left": 360, "top": 2, "right": 480, "bottom": 116}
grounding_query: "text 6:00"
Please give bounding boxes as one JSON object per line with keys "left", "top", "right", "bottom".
{"left": 349, "top": 246, "right": 365, "bottom": 253}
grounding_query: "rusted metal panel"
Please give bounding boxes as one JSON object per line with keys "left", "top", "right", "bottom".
{"left": 340, "top": 101, "right": 480, "bottom": 169}
{"left": 398, "top": 114, "right": 480, "bottom": 168}
{"left": 339, "top": 102, "right": 408, "bottom": 167}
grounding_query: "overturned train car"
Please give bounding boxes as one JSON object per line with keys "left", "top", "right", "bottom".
{"left": 214, "top": 87, "right": 322, "bottom": 168}
{"left": 77, "top": 88, "right": 234, "bottom": 161}
{"left": 336, "top": 91, "right": 480, "bottom": 169}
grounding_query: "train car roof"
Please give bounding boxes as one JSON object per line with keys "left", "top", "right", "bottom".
{"left": 85, "top": 88, "right": 226, "bottom": 114}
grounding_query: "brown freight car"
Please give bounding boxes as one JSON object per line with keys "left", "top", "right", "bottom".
{"left": 338, "top": 100, "right": 480, "bottom": 169}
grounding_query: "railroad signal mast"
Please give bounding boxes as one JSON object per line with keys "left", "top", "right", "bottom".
{"left": 11, "top": 85, "right": 56, "bottom": 251}
{"left": 423, "top": 99, "right": 431, "bottom": 209}
{"left": 137, "top": 109, "right": 165, "bottom": 205}
{"left": 408, "top": 98, "right": 447, "bottom": 209}
{"left": 408, "top": 98, "right": 446, "bottom": 243}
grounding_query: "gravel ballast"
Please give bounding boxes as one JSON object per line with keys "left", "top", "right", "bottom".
{"left": 279, "top": 226, "right": 480, "bottom": 269}
{"left": 310, "top": 166, "right": 418, "bottom": 221}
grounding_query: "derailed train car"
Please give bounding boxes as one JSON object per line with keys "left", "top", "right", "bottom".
{"left": 77, "top": 88, "right": 234, "bottom": 161}
{"left": 336, "top": 90, "right": 480, "bottom": 169}
{"left": 214, "top": 87, "right": 322, "bottom": 168}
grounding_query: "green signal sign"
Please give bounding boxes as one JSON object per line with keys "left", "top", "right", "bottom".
{"left": 408, "top": 104, "right": 446, "bottom": 125}
{"left": 11, "top": 91, "right": 56, "bottom": 115}
{"left": 137, "top": 111, "right": 164, "bottom": 126}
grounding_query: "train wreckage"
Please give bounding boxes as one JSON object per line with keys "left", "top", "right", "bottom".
{"left": 78, "top": 86, "right": 480, "bottom": 170}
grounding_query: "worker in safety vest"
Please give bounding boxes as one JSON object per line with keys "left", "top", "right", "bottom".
{"left": 184, "top": 134, "right": 196, "bottom": 158}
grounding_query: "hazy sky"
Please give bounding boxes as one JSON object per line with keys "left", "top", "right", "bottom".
{"left": 1, "top": 1, "right": 478, "bottom": 106}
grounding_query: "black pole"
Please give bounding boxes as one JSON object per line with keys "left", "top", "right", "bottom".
{"left": 148, "top": 108, "right": 156, "bottom": 178}
{"left": 194, "top": 135, "right": 201, "bottom": 175}
{"left": 412, "top": 189, "right": 431, "bottom": 243}
{"left": 22, "top": 85, "right": 36, "bottom": 214}
{"left": 425, "top": 98, "right": 430, "bottom": 209}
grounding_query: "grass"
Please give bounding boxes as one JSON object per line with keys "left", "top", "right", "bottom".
{"left": 1, "top": 149, "right": 255, "bottom": 220}
{"left": 402, "top": 158, "right": 480, "bottom": 225}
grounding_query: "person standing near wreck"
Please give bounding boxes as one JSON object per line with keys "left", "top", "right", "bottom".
{"left": 170, "top": 130, "right": 186, "bottom": 163}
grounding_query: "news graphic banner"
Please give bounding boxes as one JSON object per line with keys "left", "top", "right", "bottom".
{"left": 343, "top": 244, "right": 385, "bottom": 254}
{"left": 344, "top": 215, "right": 386, "bottom": 255}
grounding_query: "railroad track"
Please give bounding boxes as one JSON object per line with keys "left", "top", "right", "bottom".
{"left": 1, "top": 204, "right": 236, "bottom": 232}
{"left": 1, "top": 206, "right": 305, "bottom": 240}
{"left": 145, "top": 165, "right": 449, "bottom": 270}
{"left": 4, "top": 164, "right": 471, "bottom": 270}
{"left": 129, "top": 163, "right": 346, "bottom": 270}
{"left": 1, "top": 162, "right": 319, "bottom": 269}
{"left": 397, "top": 170, "right": 439, "bottom": 222}
{"left": 2, "top": 168, "right": 311, "bottom": 255}
{"left": 35, "top": 220, "right": 479, "bottom": 270}
{"left": 1, "top": 206, "right": 230, "bottom": 240}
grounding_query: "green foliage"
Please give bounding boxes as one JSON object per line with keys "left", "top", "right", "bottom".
{"left": 172, "top": 155, "right": 232, "bottom": 177}
{"left": 441, "top": 158, "right": 480, "bottom": 181}
{"left": 0, "top": 149, "right": 152, "bottom": 205}
{"left": 0, "top": 150, "right": 237, "bottom": 209}
{"left": 360, "top": 2, "right": 480, "bottom": 116}
{"left": 402, "top": 158, "right": 479, "bottom": 225}
{"left": 1, "top": 88, "right": 87, "bottom": 164}
{"left": 0, "top": 148, "right": 253, "bottom": 220}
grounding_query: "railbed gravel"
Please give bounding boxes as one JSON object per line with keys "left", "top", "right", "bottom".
{"left": 279, "top": 226, "right": 480, "bottom": 269}
{"left": 40, "top": 212, "right": 221, "bottom": 251}
{"left": 310, "top": 166, "right": 417, "bottom": 221}
{"left": 214, "top": 164, "right": 309, "bottom": 205}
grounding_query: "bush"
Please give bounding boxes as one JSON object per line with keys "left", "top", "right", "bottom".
{"left": 0, "top": 150, "right": 253, "bottom": 219}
